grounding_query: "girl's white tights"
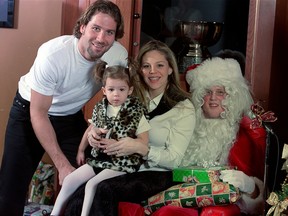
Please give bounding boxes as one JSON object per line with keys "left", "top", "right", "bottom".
{"left": 80, "top": 168, "right": 124, "bottom": 216}
{"left": 51, "top": 164, "right": 124, "bottom": 216}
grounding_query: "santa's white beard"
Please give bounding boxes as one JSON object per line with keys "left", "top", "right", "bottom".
{"left": 181, "top": 116, "right": 239, "bottom": 167}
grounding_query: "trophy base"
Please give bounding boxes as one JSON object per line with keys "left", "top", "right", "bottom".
{"left": 178, "top": 56, "right": 204, "bottom": 73}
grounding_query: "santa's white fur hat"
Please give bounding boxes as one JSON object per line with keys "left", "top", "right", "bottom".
{"left": 186, "top": 57, "right": 244, "bottom": 92}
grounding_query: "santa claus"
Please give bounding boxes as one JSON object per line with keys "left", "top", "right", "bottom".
{"left": 179, "top": 57, "right": 267, "bottom": 215}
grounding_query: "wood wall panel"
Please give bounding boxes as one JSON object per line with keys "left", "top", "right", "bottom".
{"left": 245, "top": 0, "right": 276, "bottom": 110}
{"left": 113, "top": 0, "right": 134, "bottom": 53}
{"left": 61, "top": 0, "right": 81, "bottom": 35}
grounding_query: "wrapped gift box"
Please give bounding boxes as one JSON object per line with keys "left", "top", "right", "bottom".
{"left": 142, "top": 182, "right": 241, "bottom": 215}
{"left": 28, "top": 161, "right": 55, "bottom": 205}
{"left": 173, "top": 166, "right": 235, "bottom": 183}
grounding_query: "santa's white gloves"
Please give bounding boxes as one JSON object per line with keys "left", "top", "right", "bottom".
{"left": 220, "top": 170, "right": 255, "bottom": 194}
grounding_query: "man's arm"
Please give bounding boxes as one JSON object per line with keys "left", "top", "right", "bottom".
{"left": 30, "top": 89, "right": 75, "bottom": 185}
{"left": 77, "top": 124, "right": 93, "bottom": 166}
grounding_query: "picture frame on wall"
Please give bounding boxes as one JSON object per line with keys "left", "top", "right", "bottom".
{"left": 0, "top": 0, "right": 15, "bottom": 28}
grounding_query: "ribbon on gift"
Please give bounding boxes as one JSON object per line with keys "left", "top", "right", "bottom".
{"left": 250, "top": 103, "right": 277, "bottom": 129}
{"left": 266, "top": 192, "right": 288, "bottom": 216}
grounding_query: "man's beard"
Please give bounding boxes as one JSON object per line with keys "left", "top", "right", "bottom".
{"left": 87, "top": 42, "right": 112, "bottom": 60}
{"left": 181, "top": 114, "right": 240, "bottom": 167}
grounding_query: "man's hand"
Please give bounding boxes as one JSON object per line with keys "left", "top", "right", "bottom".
{"left": 57, "top": 164, "right": 76, "bottom": 185}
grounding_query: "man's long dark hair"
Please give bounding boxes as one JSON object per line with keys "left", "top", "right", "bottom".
{"left": 73, "top": 0, "right": 124, "bottom": 39}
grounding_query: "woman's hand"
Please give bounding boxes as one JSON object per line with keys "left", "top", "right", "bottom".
{"left": 103, "top": 137, "right": 149, "bottom": 157}
{"left": 103, "top": 137, "right": 135, "bottom": 156}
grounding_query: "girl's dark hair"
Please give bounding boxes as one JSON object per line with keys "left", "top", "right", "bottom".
{"left": 73, "top": 0, "right": 124, "bottom": 39}
{"left": 136, "top": 40, "right": 191, "bottom": 108}
{"left": 93, "top": 59, "right": 146, "bottom": 102}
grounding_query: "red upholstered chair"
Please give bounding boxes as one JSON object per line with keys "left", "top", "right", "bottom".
{"left": 118, "top": 202, "right": 199, "bottom": 216}
{"left": 200, "top": 205, "right": 241, "bottom": 216}
{"left": 118, "top": 202, "right": 241, "bottom": 216}
{"left": 118, "top": 202, "right": 145, "bottom": 216}
{"left": 152, "top": 206, "right": 199, "bottom": 216}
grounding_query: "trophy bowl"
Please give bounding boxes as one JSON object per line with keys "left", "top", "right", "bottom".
{"left": 179, "top": 21, "right": 223, "bottom": 58}
{"left": 177, "top": 20, "right": 223, "bottom": 73}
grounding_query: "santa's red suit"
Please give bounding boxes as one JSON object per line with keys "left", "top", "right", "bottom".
{"left": 117, "top": 116, "right": 267, "bottom": 216}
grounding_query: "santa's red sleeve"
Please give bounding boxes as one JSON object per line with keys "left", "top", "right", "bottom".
{"left": 228, "top": 116, "right": 267, "bottom": 180}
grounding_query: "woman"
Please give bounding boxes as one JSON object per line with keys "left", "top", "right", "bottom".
{"left": 64, "top": 40, "right": 196, "bottom": 216}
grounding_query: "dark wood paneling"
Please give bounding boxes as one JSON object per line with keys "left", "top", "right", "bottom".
{"left": 269, "top": 0, "right": 288, "bottom": 142}
{"left": 245, "top": 0, "right": 276, "bottom": 110}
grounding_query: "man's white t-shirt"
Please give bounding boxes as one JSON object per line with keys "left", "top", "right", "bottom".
{"left": 18, "top": 35, "right": 127, "bottom": 116}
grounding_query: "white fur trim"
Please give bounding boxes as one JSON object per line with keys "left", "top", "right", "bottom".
{"left": 186, "top": 57, "right": 244, "bottom": 91}
{"left": 236, "top": 177, "right": 265, "bottom": 215}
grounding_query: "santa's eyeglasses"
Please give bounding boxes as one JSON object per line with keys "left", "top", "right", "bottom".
{"left": 204, "top": 89, "right": 227, "bottom": 97}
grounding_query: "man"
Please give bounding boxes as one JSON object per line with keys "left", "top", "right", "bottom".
{"left": 0, "top": 1, "right": 127, "bottom": 215}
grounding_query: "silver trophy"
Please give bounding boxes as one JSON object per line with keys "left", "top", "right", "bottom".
{"left": 178, "top": 21, "right": 223, "bottom": 73}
